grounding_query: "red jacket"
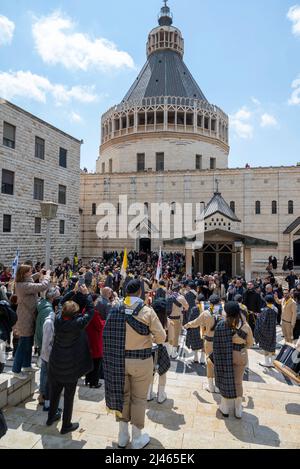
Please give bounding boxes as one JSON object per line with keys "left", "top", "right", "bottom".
{"left": 83, "top": 308, "right": 105, "bottom": 359}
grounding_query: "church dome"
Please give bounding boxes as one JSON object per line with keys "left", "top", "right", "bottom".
{"left": 98, "top": 1, "right": 229, "bottom": 174}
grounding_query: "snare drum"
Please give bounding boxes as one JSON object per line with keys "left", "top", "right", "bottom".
{"left": 274, "top": 344, "right": 300, "bottom": 385}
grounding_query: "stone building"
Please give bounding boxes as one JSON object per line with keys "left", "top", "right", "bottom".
{"left": 0, "top": 99, "right": 81, "bottom": 266}
{"left": 80, "top": 2, "right": 300, "bottom": 278}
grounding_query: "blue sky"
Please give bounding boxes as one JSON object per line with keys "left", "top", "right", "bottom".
{"left": 0, "top": 0, "right": 300, "bottom": 171}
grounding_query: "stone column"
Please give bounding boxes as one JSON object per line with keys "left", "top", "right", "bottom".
{"left": 244, "top": 247, "right": 252, "bottom": 281}
{"left": 185, "top": 243, "right": 194, "bottom": 275}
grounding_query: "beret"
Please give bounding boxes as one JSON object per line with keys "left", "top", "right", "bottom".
{"left": 126, "top": 279, "right": 142, "bottom": 295}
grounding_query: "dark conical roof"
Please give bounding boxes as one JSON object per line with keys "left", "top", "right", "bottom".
{"left": 123, "top": 50, "right": 208, "bottom": 103}
{"left": 204, "top": 192, "right": 241, "bottom": 222}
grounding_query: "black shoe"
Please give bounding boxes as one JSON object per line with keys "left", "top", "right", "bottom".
{"left": 46, "top": 410, "right": 62, "bottom": 426}
{"left": 89, "top": 383, "right": 102, "bottom": 389}
{"left": 0, "top": 363, "right": 5, "bottom": 374}
{"left": 60, "top": 422, "right": 79, "bottom": 435}
{"left": 5, "top": 346, "right": 13, "bottom": 353}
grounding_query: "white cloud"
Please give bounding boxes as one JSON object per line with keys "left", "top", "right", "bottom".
{"left": 32, "top": 11, "right": 134, "bottom": 71}
{"left": 251, "top": 97, "right": 261, "bottom": 106}
{"left": 230, "top": 107, "right": 254, "bottom": 139}
{"left": 0, "top": 70, "right": 97, "bottom": 105}
{"left": 287, "top": 5, "right": 300, "bottom": 37}
{"left": 260, "top": 113, "right": 278, "bottom": 128}
{"left": 70, "top": 111, "right": 82, "bottom": 123}
{"left": 0, "top": 15, "right": 15, "bottom": 45}
{"left": 289, "top": 76, "right": 300, "bottom": 105}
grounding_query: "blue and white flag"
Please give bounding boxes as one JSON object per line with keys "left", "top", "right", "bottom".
{"left": 12, "top": 249, "right": 20, "bottom": 279}
{"left": 155, "top": 247, "right": 162, "bottom": 281}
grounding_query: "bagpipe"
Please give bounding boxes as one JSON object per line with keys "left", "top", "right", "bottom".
{"left": 274, "top": 344, "right": 300, "bottom": 385}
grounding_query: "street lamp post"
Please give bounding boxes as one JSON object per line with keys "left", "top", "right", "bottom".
{"left": 40, "top": 202, "right": 58, "bottom": 270}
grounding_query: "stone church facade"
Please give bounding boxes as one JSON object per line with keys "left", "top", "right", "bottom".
{"left": 80, "top": 3, "right": 300, "bottom": 278}
{"left": 0, "top": 100, "right": 82, "bottom": 266}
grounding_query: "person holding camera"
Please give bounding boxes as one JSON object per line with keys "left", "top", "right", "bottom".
{"left": 46, "top": 285, "right": 94, "bottom": 434}
{"left": 12, "top": 265, "right": 51, "bottom": 380}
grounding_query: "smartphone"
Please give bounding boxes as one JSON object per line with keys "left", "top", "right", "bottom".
{"left": 78, "top": 276, "right": 85, "bottom": 286}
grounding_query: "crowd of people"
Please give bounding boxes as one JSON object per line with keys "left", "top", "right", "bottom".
{"left": 0, "top": 252, "right": 300, "bottom": 448}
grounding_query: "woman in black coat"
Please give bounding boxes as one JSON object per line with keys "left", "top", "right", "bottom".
{"left": 47, "top": 285, "right": 94, "bottom": 434}
{"left": 0, "top": 299, "right": 17, "bottom": 373}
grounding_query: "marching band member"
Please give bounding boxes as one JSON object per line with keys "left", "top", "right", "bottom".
{"left": 103, "top": 279, "right": 166, "bottom": 450}
{"left": 254, "top": 294, "right": 278, "bottom": 368}
{"left": 147, "top": 299, "right": 171, "bottom": 404}
{"left": 185, "top": 295, "right": 224, "bottom": 393}
{"left": 214, "top": 301, "right": 254, "bottom": 419}
{"left": 185, "top": 294, "right": 206, "bottom": 364}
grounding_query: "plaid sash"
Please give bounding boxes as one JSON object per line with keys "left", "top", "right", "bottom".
{"left": 213, "top": 320, "right": 237, "bottom": 399}
{"left": 157, "top": 344, "right": 171, "bottom": 376}
{"left": 254, "top": 306, "right": 277, "bottom": 353}
{"left": 103, "top": 301, "right": 150, "bottom": 415}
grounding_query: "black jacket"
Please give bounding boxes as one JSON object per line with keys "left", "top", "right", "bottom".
{"left": 49, "top": 293, "right": 94, "bottom": 383}
{"left": 0, "top": 301, "right": 17, "bottom": 342}
{"left": 243, "top": 289, "right": 262, "bottom": 314}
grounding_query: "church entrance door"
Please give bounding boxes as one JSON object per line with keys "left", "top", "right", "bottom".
{"left": 139, "top": 238, "right": 151, "bottom": 253}
{"left": 294, "top": 239, "right": 300, "bottom": 266}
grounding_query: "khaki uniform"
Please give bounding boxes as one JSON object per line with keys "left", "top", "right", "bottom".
{"left": 168, "top": 295, "right": 189, "bottom": 348}
{"left": 118, "top": 302, "right": 166, "bottom": 429}
{"left": 232, "top": 322, "right": 254, "bottom": 397}
{"left": 281, "top": 299, "right": 297, "bottom": 343}
{"left": 186, "top": 309, "right": 225, "bottom": 378}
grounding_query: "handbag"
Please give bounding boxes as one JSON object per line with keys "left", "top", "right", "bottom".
{"left": 0, "top": 409, "right": 8, "bottom": 439}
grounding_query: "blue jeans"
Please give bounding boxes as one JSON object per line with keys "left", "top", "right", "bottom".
{"left": 39, "top": 360, "right": 49, "bottom": 399}
{"left": 12, "top": 336, "right": 33, "bottom": 373}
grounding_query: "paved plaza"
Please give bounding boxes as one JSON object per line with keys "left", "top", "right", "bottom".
{"left": 0, "top": 331, "right": 299, "bottom": 450}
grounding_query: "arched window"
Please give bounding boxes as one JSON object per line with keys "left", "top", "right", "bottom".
{"left": 144, "top": 202, "right": 149, "bottom": 214}
{"left": 171, "top": 202, "right": 176, "bottom": 216}
{"left": 255, "top": 201, "right": 261, "bottom": 215}
{"left": 288, "top": 200, "right": 294, "bottom": 215}
{"left": 92, "top": 203, "right": 96, "bottom": 216}
{"left": 230, "top": 201, "right": 235, "bottom": 213}
{"left": 272, "top": 201, "right": 277, "bottom": 215}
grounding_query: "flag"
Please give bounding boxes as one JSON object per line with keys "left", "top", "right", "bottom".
{"left": 121, "top": 248, "right": 128, "bottom": 278}
{"left": 12, "top": 249, "right": 20, "bottom": 279}
{"left": 156, "top": 247, "right": 162, "bottom": 281}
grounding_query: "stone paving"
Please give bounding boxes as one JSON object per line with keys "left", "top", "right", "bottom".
{"left": 0, "top": 330, "right": 299, "bottom": 450}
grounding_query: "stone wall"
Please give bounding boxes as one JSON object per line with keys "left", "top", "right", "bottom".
{"left": 0, "top": 100, "right": 81, "bottom": 266}
{"left": 97, "top": 134, "right": 228, "bottom": 173}
{"left": 80, "top": 166, "right": 300, "bottom": 270}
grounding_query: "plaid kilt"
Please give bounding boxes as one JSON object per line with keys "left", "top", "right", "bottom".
{"left": 213, "top": 320, "right": 237, "bottom": 399}
{"left": 186, "top": 307, "right": 204, "bottom": 351}
{"left": 157, "top": 344, "right": 171, "bottom": 376}
{"left": 254, "top": 306, "right": 277, "bottom": 353}
{"left": 103, "top": 303, "right": 152, "bottom": 415}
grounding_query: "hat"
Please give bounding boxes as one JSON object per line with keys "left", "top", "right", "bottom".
{"left": 172, "top": 282, "right": 181, "bottom": 291}
{"left": 265, "top": 294, "right": 274, "bottom": 304}
{"left": 234, "top": 294, "right": 243, "bottom": 303}
{"left": 224, "top": 301, "right": 240, "bottom": 317}
{"left": 209, "top": 294, "right": 221, "bottom": 305}
{"left": 126, "top": 279, "right": 142, "bottom": 295}
{"left": 197, "top": 294, "right": 205, "bottom": 302}
{"left": 152, "top": 298, "right": 167, "bottom": 315}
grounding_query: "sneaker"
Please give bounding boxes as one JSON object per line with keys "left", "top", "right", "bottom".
{"left": 13, "top": 372, "right": 28, "bottom": 380}
{"left": 60, "top": 422, "right": 79, "bottom": 435}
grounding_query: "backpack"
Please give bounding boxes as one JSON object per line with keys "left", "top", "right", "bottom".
{"left": 297, "top": 303, "right": 300, "bottom": 321}
{"left": 166, "top": 296, "right": 182, "bottom": 316}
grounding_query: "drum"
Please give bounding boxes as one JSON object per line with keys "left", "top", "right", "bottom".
{"left": 274, "top": 344, "right": 300, "bottom": 385}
